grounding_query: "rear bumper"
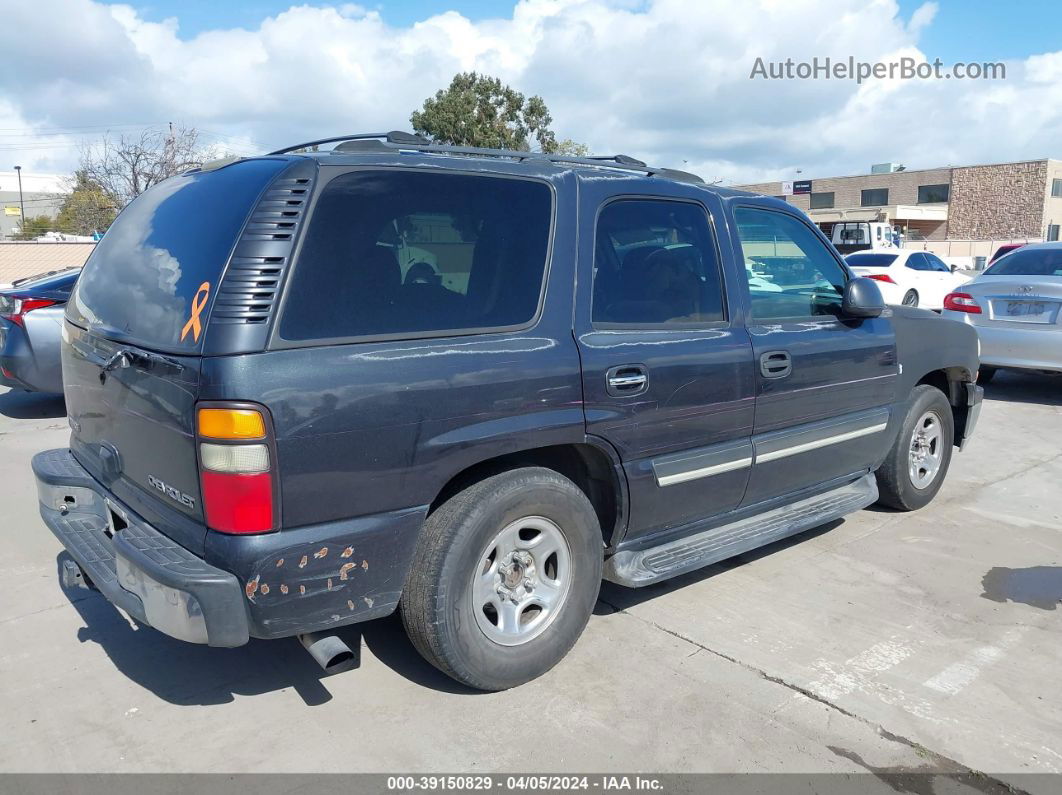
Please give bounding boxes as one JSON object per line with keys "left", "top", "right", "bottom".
{"left": 0, "top": 320, "right": 63, "bottom": 394}
{"left": 34, "top": 448, "right": 427, "bottom": 645}
{"left": 34, "top": 449, "right": 249, "bottom": 647}
{"left": 947, "top": 314, "right": 1062, "bottom": 373}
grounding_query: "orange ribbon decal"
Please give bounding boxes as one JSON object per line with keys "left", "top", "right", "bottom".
{"left": 181, "top": 282, "right": 211, "bottom": 342}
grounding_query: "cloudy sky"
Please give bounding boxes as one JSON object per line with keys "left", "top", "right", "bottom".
{"left": 2, "top": 0, "right": 1060, "bottom": 184}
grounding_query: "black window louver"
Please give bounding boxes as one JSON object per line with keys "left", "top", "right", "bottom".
{"left": 211, "top": 171, "right": 315, "bottom": 326}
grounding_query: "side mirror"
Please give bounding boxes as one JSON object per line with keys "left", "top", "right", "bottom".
{"left": 842, "top": 277, "right": 885, "bottom": 318}
{"left": 950, "top": 264, "right": 958, "bottom": 273}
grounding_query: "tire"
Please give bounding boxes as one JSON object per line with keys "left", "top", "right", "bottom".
{"left": 875, "top": 385, "right": 954, "bottom": 511}
{"left": 901, "top": 290, "right": 919, "bottom": 307}
{"left": 401, "top": 467, "right": 603, "bottom": 691}
{"left": 978, "top": 367, "right": 997, "bottom": 384}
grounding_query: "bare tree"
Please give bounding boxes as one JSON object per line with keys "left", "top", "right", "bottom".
{"left": 79, "top": 124, "right": 218, "bottom": 209}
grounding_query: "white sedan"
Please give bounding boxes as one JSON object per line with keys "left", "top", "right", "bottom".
{"left": 845, "top": 250, "right": 968, "bottom": 310}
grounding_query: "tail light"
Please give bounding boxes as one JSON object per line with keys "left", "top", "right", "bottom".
{"left": 865, "top": 273, "right": 896, "bottom": 285}
{"left": 0, "top": 295, "right": 57, "bottom": 327}
{"left": 196, "top": 405, "right": 277, "bottom": 534}
{"left": 943, "top": 292, "right": 982, "bottom": 314}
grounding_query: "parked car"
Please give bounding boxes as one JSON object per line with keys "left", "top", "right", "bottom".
{"left": 943, "top": 241, "right": 1062, "bottom": 381}
{"left": 0, "top": 267, "right": 80, "bottom": 394}
{"left": 33, "top": 133, "right": 982, "bottom": 691}
{"left": 988, "top": 243, "right": 1025, "bottom": 265}
{"left": 845, "top": 249, "right": 966, "bottom": 309}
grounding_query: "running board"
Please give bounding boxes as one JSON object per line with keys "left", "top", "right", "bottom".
{"left": 605, "top": 474, "right": 878, "bottom": 587}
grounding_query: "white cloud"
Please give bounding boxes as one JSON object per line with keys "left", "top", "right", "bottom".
{"left": 0, "top": 0, "right": 1058, "bottom": 183}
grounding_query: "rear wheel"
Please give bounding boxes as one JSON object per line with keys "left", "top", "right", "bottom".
{"left": 401, "top": 467, "right": 603, "bottom": 691}
{"left": 876, "top": 385, "right": 954, "bottom": 511}
{"left": 901, "top": 289, "right": 919, "bottom": 307}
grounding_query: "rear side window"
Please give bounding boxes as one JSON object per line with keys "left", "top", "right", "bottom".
{"left": 279, "top": 170, "right": 552, "bottom": 341}
{"left": 69, "top": 159, "right": 286, "bottom": 351}
{"left": 592, "top": 200, "right": 725, "bottom": 326}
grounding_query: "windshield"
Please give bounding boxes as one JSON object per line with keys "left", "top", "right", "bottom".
{"left": 846, "top": 253, "right": 898, "bottom": 268}
{"left": 68, "top": 158, "right": 288, "bottom": 352}
{"left": 983, "top": 247, "right": 1062, "bottom": 277}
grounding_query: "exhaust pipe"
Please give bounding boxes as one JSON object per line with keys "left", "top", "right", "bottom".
{"left": 298, "top": 631, "right": 359, "bottom": 675}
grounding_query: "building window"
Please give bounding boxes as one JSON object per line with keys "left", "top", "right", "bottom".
{"left": 1052, "top": 179, "right": 1062, "bottom": 198}
{"left": 861, "top": 188, "right": 889, "bottom": 207}
{"left": 809, "top": 192, "right": 835, "bottom": 209}
{"left": 1048, "top": 224, "right": 1060, "bottom": 242}
{"left": 917, "top": 184, "right": 950, "bottom": 204}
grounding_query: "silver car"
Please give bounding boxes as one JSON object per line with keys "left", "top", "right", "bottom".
{"left": 941, "top": 242, "right": 1062, "bottom": 382}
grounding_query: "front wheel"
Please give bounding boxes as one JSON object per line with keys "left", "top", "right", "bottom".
{"left": 875, "top": 385, "right": 954, "bottom": 511}
{"left": 401, "top": 468, "right": 603, "bottom": 691}
{"left": 978, "top": 367, "right": 997, "bottom": 384}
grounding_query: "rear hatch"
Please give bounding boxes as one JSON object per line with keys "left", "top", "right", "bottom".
{"left": 63, "top": 157, "right": 291, "bottom": 553}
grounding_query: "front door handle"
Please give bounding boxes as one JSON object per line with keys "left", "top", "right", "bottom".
{"left": 760, "top": 350, "right": 792, "bottom": 379}
{"left": 606, "top": 364, "right": 649, "bottom": 396}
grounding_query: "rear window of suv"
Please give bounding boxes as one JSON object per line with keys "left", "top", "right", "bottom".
{"left": 68, "top": 158, "right": 287, "bottom": 352}
{"left": 278, "top": 170, "right": 553, "bottom": 342}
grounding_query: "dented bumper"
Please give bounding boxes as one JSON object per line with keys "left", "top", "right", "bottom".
{"left": 34, "top": 448, "right": 426, "bottom": 645}
{"left": 34, "top": 449, "right": 248, "bottom": 647}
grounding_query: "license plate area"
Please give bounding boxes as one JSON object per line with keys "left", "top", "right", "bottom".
{"left": 991, "top": 298, "right": 1059, "bottom": 324}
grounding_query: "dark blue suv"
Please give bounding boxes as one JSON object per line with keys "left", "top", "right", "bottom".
{"left": 33, "top": 132, "right": 982, "bottom": 690}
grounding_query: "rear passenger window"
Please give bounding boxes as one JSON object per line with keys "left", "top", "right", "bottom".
{"left": 592, "top": 200, "right": 725, "bottom": 326}
{"left": 734, "top": 207, "right": 847, "bottom": 320}
{"left": 279, "top": 171, "right": 552, "bottom": 341}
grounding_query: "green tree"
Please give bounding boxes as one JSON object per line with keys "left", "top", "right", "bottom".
{"left": 12, "top": 215, "right": 52, "bottom": 240}
{"left": 552, "top": 138, "right": 591, "bottom": 157}
{"left": 412, "top": 72, "right": 578, "bottom": 153}
{"left": 55, "top": 171, "right": 117, "bottom": 236}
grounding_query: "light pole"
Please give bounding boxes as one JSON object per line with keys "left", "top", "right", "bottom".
{"left": 13, "top": 165, "right": 25, "bottom": 235}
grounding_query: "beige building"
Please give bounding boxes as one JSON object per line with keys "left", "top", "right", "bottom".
{"left": 736, "top": 158, "right": 1062, "bottom": 255}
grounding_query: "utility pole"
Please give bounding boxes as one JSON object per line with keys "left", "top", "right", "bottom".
{"left": 13, "top": 165, "right": 25, "bottom": 235}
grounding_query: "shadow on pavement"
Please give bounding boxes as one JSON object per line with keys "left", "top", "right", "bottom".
{"left": 0, "top": 388, "right": 65, "bottom": 419}
{"left": 982, "top": 370, "right": 1062, "bottom": 406}
{"left": 981, "top": 566, "right": 1062, "bottom": 611}
{"left": 58, "top": 555, "right": 477, "bottom": 704}
{"left": 596, "top": 519, "right": 842, "bottom": 614}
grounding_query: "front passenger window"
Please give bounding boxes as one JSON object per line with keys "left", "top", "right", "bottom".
{"left": 592, "top": 200, "right": 725, "bottom": 326}
{"left": 734, "top": 207, "right": 847, "bottom": 320}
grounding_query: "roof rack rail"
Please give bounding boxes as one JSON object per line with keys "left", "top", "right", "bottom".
{"left": 268, "top": 131, "right": 428, "bottom": 155}
{"left": 266, "top": 131, "right": 704, "bottom": 184}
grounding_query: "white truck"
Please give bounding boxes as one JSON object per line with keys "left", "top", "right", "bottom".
{"left": 831, "top": 221, "right": 896, "bottom": 255}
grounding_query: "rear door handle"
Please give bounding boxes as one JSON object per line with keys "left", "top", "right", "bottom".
{"left": 759, "top": 350, "right": 792, "bottom": 379}
{"left": 606, "top": 365, "right": 649, "bottom": 396}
